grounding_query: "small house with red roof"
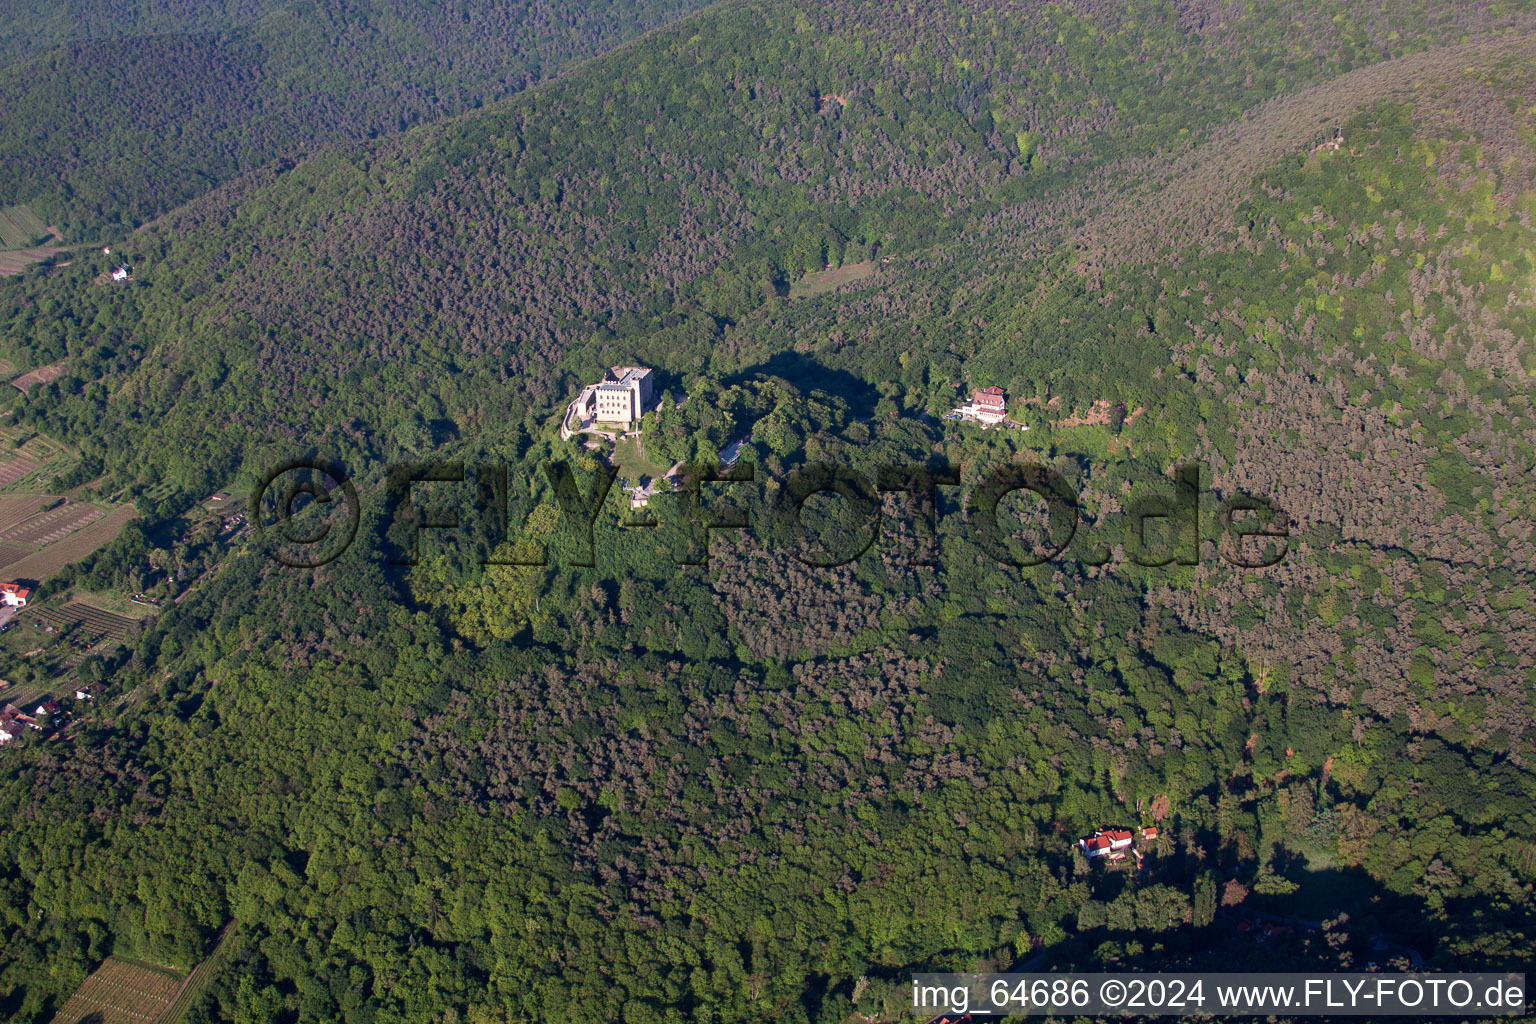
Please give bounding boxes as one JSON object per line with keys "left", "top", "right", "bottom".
{"left": 1079, "top": 828, "right": 1135, "bottom": 858}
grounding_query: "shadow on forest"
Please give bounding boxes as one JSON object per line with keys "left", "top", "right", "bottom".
{"left": 726, "top": 352, "right": 879, "bottom": 420}
{"left": 1257, "top": 847, "right": 1423, "bottom": 936}
{"left": 1066, "top": 844, "right": 1442, "bottom": 975}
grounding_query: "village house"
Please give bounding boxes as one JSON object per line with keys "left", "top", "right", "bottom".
{"left": 0, "top": 703, "right": 37, "bottom": 742}
{"left": 0, "top": 582, "right": 31, "bottom": 607}
{"left": 111, "top": 265, "right": 132, "bottom": 282}
{"left": 973, "top": 386, "right": 1006, "bottom": 421}
{"left": 75, "top": 682, "right": 106, "bottom": 701}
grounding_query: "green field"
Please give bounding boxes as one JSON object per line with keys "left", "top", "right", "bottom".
{"left": 0, "top": 204, "right": 51, "bottom": 250}
{"left": 71, "top": 588, "right": 160, "bottom": 620}
{"left": 611, "top": 435, "right": 666, "bottom": 483}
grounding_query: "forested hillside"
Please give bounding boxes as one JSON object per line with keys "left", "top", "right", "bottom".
{"left": 0, "top": 0, "right": 719, "bottom": 235}
{"left": 0, "top": 0, "right": 1534, "bottom": 1021}
{"left": 0, "top": 0, "right": 288, "bottom": 65}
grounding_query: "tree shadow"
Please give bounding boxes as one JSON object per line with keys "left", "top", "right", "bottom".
{"left": 726, "top": 352, "right": 879, "bottom": 420}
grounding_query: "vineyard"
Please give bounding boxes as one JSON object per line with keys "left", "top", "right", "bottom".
{"left": 0, "top": 495, "right": 58, "bottom": 532}
{"left": 0, "top": 455, "right": 40, "bottom": 487}
{"left": 0, "top": 502, "right": 104, "bottom": 547}
{"left": 5, "top": 506, "right": 137, "bottom": 582}
{"left": 33, "top": 602, "right": 138, "bottom": 644}
{"left": 0, "top": 498, "right": 134, "bottom": 586}
{"left": 0, "top": 204, "right": 49, "bottom": 250}
{"left": 46, "top": 956, "right": 181, "bottom": 1024}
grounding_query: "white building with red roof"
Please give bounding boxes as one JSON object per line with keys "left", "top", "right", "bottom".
{"left": 950, "top": 385, "right": 1010, "bottom": 426}
{"left": 1079, "top": 828, "right": 1135, "bottom": 858}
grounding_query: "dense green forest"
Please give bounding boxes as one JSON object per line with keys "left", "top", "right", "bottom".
{"left": 0, "top": 0, "right": 289, "bottom": 64}
{"left": 0, "top": 0, "right": 1534, "bottom": 1020}
{"left": 0, "top": 0, "right": 720, "bottom": 236}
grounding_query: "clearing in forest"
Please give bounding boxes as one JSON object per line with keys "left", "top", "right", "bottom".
{"left": 71, "top": 588, "right": 160, "bottom": 620}
{"left": 611, "top": 435, "right": 667, "bottom": 483}
{"left": 788, "top": 259, "right": 877, "bottom": 299}
{"left": 11, "top": 362, "right": 66, "bottom": 392}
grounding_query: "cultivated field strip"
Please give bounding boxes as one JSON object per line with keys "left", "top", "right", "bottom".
{"left": 46, "top": 956, "right": 182, "bottom": 1024}
{"left": 0, "top": 503, "right": 104, "bottom": 546}
{"left": 0, "top": 495, "right": 57, "bottom": 532}
{"left": 5, "top": 506, "right": 136, "bottom": 582}
{"left": 0, "top": 204, "right": 49, "bottom": 249}
{"left": 0, "top": 456, "right": 40, "bottom": 487}
{"left": 0, "top": 543, "right": 30, "bottom": 569}
{"left": 34, "top": 603, "right": 137, "bottom": 642}
{"left": 0, "top": 247, "right": 62, "bottom": 276}
{"left": 3, "top": 687, "right": 50, "bottom": 710}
